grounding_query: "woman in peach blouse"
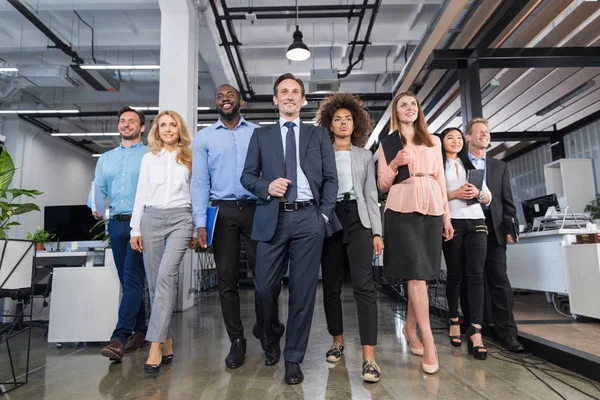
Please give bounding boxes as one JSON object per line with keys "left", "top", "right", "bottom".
{"left": 377, "top": 92, "right": 453, "bottom": 374}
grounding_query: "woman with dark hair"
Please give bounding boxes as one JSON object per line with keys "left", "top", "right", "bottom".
{"left": 315, "top": 93, "right": 384, "bottom": 382}
{"left": 377, "top": 92, "right": 453, "bottom": 374}
{"left": 437, "top": 127, "right": 490, "bottom": 360}
{"left": 130, "top": 110, "right": 195, "bottom": 373}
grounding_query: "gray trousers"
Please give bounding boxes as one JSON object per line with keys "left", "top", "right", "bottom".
{"left": 141, "top": 206, "right": 194, "bottom": 343}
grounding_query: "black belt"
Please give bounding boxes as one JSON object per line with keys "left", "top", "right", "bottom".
{"left": 212, "top": 199, "right": 256, "bottom": 207}
{"left": 279, "top": 200, "right": 314, "bottom": 212}
{"left": 112, "top": 214, "right": 131, "bottom": 221}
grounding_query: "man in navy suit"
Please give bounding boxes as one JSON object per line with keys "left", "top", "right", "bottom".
{"left": 241, "top": 73, "right": 338, "bottom": 385}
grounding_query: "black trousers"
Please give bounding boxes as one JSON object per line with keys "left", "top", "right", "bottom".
{"left": 461, "top": 210, "right": 518, "bottom": 339}
{"left": 442, "top": 218, "right": 487, "bottom": 326}
{"left": 212, "top": 201, "right": 259, "bottom": 341}
{"left": 255, "top": 205, "right": 325, "bottom": 363}
{"left": 321, "top": 201, "right": 377, "bottom": 345}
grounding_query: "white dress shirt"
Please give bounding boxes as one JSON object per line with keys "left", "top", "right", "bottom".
{"left": 130, "top": 149, "right": 192, "bottom": 236}
{"left": 445, "top": 158, "right": 491, "bottom": 220}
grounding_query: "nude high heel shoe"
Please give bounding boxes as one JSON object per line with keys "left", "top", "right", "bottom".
{"left": 402, "top": 326, "right": 424, "bottom": 356}
{"left": 422, "top": 346, "right": 439, "bottom": 374}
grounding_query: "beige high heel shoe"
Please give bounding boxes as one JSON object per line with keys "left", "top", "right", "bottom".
{"left": 422, "top": 346, "right": 439, "bottom": 374}
{"left": 401, "top": 326, "right": 424, "bottom": 356}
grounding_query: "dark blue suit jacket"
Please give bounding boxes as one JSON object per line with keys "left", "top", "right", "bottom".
{"left": 241, "top": 121, "right": 340, "bottom": 242}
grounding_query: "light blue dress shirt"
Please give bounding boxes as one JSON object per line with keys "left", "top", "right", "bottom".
{"left": 468, "top": 152, "right": 489, "bottom": 210}
{"left": 191, "top": 117, "right": 259, "bottom": 228}
{"left": 468, "top": 152, "right": 487, "bottom": 180}
{"left": 87, "top": 142, "right": 148, "bottom": 216}
{"left": 279, "top": 117, "right": 313, "bottom": 202}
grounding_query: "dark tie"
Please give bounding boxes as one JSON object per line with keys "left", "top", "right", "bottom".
{"left": 284, "top": 121, "right": 297, "bottom": 202}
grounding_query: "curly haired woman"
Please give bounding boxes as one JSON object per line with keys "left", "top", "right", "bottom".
{"left": 315, "top": 93, "right": 384, "bottom": 382}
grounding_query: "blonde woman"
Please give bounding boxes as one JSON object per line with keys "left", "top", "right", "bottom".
{"left": 377, "top": 92, "right": 453, "bottom": 374}
{"left": 129, "top": 110, "right": 195, "bottom": 373}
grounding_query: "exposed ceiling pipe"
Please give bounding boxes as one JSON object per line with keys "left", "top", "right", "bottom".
{"left": 210, "top": 0, "right": 383, "bottom": 101}
{"left": 338, "top": 0, "right": 382, "bottom": 79}
{"left": 7, "top": 0, "right": 85, "bottom": 65}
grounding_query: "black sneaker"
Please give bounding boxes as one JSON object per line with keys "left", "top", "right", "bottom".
{"left": 325, "top": 342, "right": 344, "bottom": 362}
{"left": 361, "top": 359, "right": 381, "bottom": 383}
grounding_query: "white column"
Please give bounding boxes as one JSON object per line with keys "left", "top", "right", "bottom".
{"left": 158, "top": 0, "right": 199, "bottom": 133}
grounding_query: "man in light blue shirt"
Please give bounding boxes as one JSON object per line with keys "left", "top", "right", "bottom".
{"left": 191, "top": 84, "right": 261, "bottom": 369}
{"left": 88, "top": 106, "right": 149, "bottom": 361}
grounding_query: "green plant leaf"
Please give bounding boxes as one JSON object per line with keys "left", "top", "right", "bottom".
{"left": 12, "top": 203, "right": 41, "bottom": 215}
{"left": 5, "top": 188, "right": 43, "bottom": 200}
{"left": 0, "top": 151, "right": 16, "bottom": 191}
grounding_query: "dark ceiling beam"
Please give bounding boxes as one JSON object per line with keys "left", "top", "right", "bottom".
{"left": 427, "top": 47, "right": 600, "bottom": 69}
{"left": 218, "top": 12, "right": 364, "bottom": 20}
{"left": 416, "top": 1, "right": 528, "bottom": 125}
{"left": 422, "top": 70, "right": 458, "bottom": 116}
{"left": 18, "top": 116, "right": 96, "bottom": 153}
{"left": 7, "top": 0, "right": 84, "bottom": 64}
{"left": 226, "top": 5, "right": 376, "bottom": 13}
{"left": 489, "top": 131, "right": 551, "bottom": 142}
{"left": 469, "top": 0, "right": 528, "bottom": 57}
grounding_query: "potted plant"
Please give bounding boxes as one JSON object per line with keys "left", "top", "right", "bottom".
{"left": 585, "top": 194, "right": 600, "bottom": 225}
{"left": 0, "top": 149, "right": 42, "bottom": 239}
{"left": 26, "top": 227, "right": 55, "bottom": 250}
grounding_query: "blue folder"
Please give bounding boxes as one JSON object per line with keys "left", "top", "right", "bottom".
{"left": 206, "top": 206, "right": 219, "bottom": 247}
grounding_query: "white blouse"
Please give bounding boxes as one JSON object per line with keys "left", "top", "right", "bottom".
{"left": 445, "top": 158, "right": 491, "bottom": 220}
{"left": 130, "top": 149, "right": 192, "bottom": 236}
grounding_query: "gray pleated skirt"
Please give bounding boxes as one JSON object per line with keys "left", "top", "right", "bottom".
{"left": 383, "top": 210, "right": 443, "bottom": 281}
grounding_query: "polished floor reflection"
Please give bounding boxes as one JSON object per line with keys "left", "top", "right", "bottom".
{"left": 2, "top": 286, "right": 598, "bottom": 399}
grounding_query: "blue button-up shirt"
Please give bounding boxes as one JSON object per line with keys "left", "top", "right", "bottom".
{"left": 469, "top": 152, "right": 489, "bottom": 209}
{"left": 191, "top": 117, "right": 259, "bottom": 228}
{"left": 279, "top": 117, "right": 313, "bottom": 201}
{"left": 87, "top": 142, "right": 148, "bottom": 216}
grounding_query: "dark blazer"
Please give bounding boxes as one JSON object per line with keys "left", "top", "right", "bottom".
{"left": 241, "top": 122, "right": 340, "bottom": 242}
{"left": 485, "top": 157, "right": 518, "bottom": 246}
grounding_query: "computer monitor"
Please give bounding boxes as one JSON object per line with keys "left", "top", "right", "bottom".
{"left": 44, "top": 205, "right": 103, "bottom": 242}
{"left": 521, "top": 194, "right": 560, "bottom": 226}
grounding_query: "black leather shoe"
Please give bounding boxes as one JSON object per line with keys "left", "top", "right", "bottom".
{"left": 225, "top": 338, "right": 247, "bottom": 369}
{"left": 265, "top": 341, "right": 281, "bottom": 366}
{"left": 253, "top": 322, "right": 266, "bottom": 352}
{"left": 144, "top": 363, "right": 161, "bottom": 374}
{"left": 284, "top": 361, "right": 304, "bottom": 385}
{"left": 502, "top": 337, "right": 525, "bottom": 353}
{"left": 161, "top": 354, "right": 174, "bottom": 365}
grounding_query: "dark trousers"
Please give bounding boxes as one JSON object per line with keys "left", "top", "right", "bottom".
{"left": 108, "top": 219, "right": 147, "bottom": 343}
{"left": 460, "top": 211, "right": 518, "bottom": 339}
{"left": 442, "top": 218, "right": 487, "bottom": 326}
{"left": 255, "top": 205, "right": 325, "bottom": 363}
{"left": 212, "top": 202, "right": 259, "bottom": 341}
{"left": 321, "top": 201, "right": 377, "bottom": 345}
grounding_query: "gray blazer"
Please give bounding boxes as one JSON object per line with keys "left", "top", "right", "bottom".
{"left": 347, "top": 145, "right": 383, "bottom": 237}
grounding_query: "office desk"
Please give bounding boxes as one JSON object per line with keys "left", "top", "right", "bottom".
{"left": 506, "top": 229, "right": 600, "bottom": 320}
{"left": 506, "top": 229, "right": 584, "bottom": 294}
{"left": 35, "top": 251, "right": 95, "bottom": 268}
{"left": 47, "top": 267, "right": 120, "bottom": 343}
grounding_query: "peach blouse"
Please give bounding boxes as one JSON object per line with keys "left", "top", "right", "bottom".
{"left": 377, "top": 134, "right": 450, "bottom": 224}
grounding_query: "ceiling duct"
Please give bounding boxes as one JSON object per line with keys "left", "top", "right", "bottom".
{"left": 309, "top": 69, "right": 340, "bottom": 93}
{"left": 69, "top": 65, "right": 121, "bottom": 92}
{"left": 18, "top": 66, "right": 79, "bottom": 88}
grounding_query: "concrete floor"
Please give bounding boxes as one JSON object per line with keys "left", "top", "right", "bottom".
{"left": 1, "top": 286, "right": 598, "bottom": 400}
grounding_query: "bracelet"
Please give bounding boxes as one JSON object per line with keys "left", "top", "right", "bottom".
{"left": 476, "top": 190, "right": 485, "bottom": 203}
